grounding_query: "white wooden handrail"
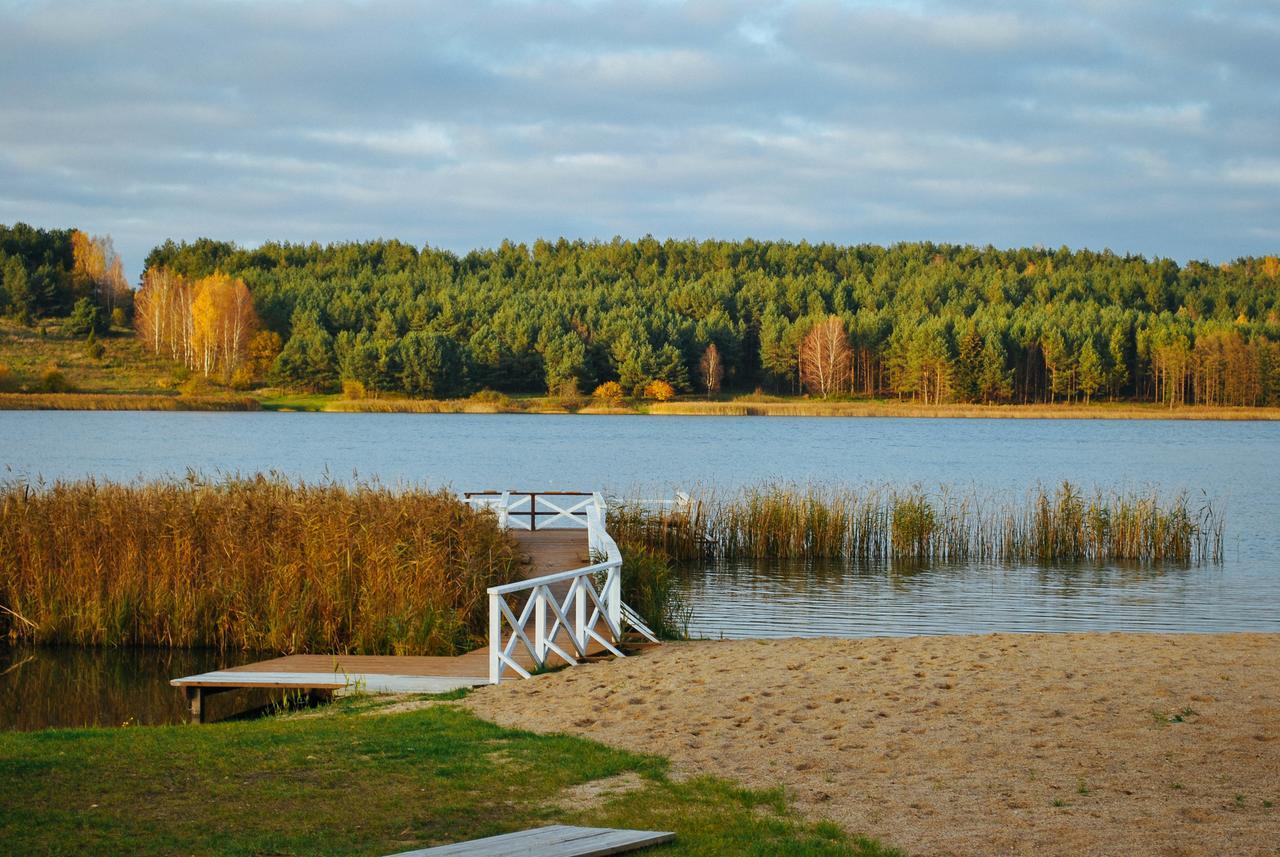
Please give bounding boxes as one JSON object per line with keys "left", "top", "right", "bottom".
{"left": 464, "top": 489, "right": 655, "bottom": 684}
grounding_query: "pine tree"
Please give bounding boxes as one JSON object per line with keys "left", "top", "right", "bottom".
{"left": 978, "top": 337, "right": 1013, "bottom": 403}
{"left": 953, "top": 325, "right": 984, "bottom": 403}
{"left": 1078, "top": 340, "right": 1105, "bottom": 404}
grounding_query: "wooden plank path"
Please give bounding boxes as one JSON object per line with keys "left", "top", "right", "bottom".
{"left": 384, "top": 825, "right": 675, "bottom": 857}
{"left": 171, "top": 530, "right": 603, "bottom": 722}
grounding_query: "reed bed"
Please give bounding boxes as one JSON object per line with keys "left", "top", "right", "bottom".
{"left": 0, "top": 476, "right": 517, "bottom": 654}
{"left": 0, "top": 393, "right": 260, "bottom": 411}
{"left": 608, "top": 482, "right": 1224, "bottom": 565}
{"left": 646, "top": 400, "right": 1280, "bottom": 420}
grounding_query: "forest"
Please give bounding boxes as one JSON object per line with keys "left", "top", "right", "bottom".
{"left": 6, "top": 223, "right": 1280, "bottom": 406}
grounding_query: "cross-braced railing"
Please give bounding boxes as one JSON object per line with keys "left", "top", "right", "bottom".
{"left": 463, "top": 490, "right": 658, "bottom": 684}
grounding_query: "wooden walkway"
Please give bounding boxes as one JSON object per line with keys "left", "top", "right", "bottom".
{"left": 384, "top": 824, "right": 674, "bottom": 857}
{"left": 172, "top": 530, "right": 598, "bottom": 722}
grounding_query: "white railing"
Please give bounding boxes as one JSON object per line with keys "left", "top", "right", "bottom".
{"left": 463, "top": 490, "right": 657, "bottom": 684}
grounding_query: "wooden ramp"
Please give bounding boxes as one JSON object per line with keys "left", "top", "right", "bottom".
{"left": 172, "top": 530, "right": 598, "bottom": 722}
{"left": 384, "top": 824, "right": 675, "bottom": 857}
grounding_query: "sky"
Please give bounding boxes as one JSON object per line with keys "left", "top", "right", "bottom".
{"left": 1, "top": 0, "right": 1278, "bottom": 281}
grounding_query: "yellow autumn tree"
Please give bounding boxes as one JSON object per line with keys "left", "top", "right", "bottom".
{"left": 643, "top": 379, "right": 676, "bottom": 401}
{"left": 72, "top": 230, "right": 129, "bottom": 314}
{"left": 190, "top": 273, "right": 257, "bottom": 381}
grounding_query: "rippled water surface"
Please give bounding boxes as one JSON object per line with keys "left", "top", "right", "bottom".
{"left": 2, "top": 411, "right": 1277, "bottom": 646}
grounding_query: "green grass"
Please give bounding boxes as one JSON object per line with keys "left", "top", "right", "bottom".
{"left": 257, "top": 391, "right": 338, "bottom": 412}
{"left": 0, "top": 695, "right": 901, "bottom": 857}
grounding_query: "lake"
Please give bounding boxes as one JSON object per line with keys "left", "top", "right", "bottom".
{"left": 1, "top": 411, "right": 1277, "bottom": 728}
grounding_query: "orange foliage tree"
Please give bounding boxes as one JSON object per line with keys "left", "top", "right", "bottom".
{"left": 592, "top": 381, "right": 624, "bottom": 403}
{"left": 643, "top": 379, "right": 676, "bottom": 401}
{"left": 72, "top": 230, "right": 129, "bottom": 315}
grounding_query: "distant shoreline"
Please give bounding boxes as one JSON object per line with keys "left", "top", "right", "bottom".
{"left": 2, "top": 391, "right": 1278, "bottom": 420}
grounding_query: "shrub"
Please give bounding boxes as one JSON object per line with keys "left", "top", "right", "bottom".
{"left": 178, "top": 375, "right": 219, "bottom": 396}
{"left": 552, "top": 378, "right": 587, "bottom": 411}
{"left": 110, "top": 307, "right": 127, "bottom": 329}
{"left": 643, "top": 379, "right": 676, "bottom": 401}
{"left": 62, "top": 297, "right": 104, "bottom": 336}
{"left": 83, "top": 330, "right": 105, "bottom": 360}
{"left": 342, "top": 378, "right": 368, "bottom": 399}
{"left": 229, "top": 365, "right": 256, "bottom": 390}
{"left": 0, "top": 363, "right": 17, "bottom": 392}
{"left": 592, "top": 381, "right": 624, "bottom": 404}
{"left": 38, "top": 364, "right": 74, "bottom": 393}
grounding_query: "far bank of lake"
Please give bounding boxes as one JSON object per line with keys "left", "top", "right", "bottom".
{"left": 2, "top": 391, "right": 1280, "bottom": 419}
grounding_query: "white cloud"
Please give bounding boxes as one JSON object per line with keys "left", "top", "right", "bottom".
{"left": 0, "top": 0, "right": 1275, "bottom": 280}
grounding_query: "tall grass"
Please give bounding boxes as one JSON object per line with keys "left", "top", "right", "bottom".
{"left": 608, "top": 481, "right": 1225, "bottom": 565}
{"left": 0, "top": 476, "right": 517, "bottom": 654}
{"left": 646, "top": 400, "right": 1280, "bottom": 420}
{"left": 616, "top": 543, "right": 690, "bottom": 640}
{"left": 0, "top": 393, "right": 260, "bottom": 411}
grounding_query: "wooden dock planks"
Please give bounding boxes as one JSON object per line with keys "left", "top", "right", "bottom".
{"left": 171, "top": 529, "right": 600, "bottom": 721}
{"left": 384, "top": 824, "right": 675, "bottom": 857}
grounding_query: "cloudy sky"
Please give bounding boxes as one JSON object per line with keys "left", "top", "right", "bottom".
{"left": 1, "top": 0, "right": 1277, "bottom": 280}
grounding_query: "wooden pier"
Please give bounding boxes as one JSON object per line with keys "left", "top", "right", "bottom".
{"left": 172, "top": 500, "right": 649, "bottom": 722}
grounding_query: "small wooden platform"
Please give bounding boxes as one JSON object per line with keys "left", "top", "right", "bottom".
{"left": 172, "top": 530, "right": 598, "bottom": 721}
{"left": 384, "top": 824, "right": 675, "bottom": 857}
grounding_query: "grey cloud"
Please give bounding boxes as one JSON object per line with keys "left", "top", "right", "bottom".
{"left": 0, "top": 0, "right": 1276, "bottom": 280}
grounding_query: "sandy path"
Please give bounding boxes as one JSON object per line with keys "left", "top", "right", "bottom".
{"left": 465, "top": 633, "right": 1279, "bottom": 856}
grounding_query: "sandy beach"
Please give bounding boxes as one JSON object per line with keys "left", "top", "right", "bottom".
{"left": 466, "top": 633, "right": 1280, "bottom": 857}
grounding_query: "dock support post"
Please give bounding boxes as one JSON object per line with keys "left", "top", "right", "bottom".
{"left": 185, "top": 686, "right": 205, "bottom": 724}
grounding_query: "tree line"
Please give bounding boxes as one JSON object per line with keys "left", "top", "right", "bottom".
{"left": 8, "top": 223, "right": 1280, "bottom": 407}
{"left": 1, "top": 222, "right": 129, "bottom": 332}
{"left": 140, "top": 236, "right": 1280, "bottom": 406}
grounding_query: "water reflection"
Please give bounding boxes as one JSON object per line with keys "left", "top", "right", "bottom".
{"left": 678, "top": 558, "right": 1257, "bottom": 639}
{"left": 0, "top": 646, "right": 226, "bottom": 731}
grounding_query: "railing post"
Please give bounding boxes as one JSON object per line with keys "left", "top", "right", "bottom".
{"left": 575, "top": 575, "right": 587, "bottom": 651}
{"left": 534, "top": 586, "right": 547, "bottom": 667}
{"left": 488, "top": 592, "right": 501, "bottom": 684}
{"left": 608, "top": 566, "right": 622, "bottom": 642}
{"left": 498, "top": 490, "right": 510, "bottom": 530}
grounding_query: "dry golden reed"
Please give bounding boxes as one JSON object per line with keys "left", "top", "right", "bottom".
{"left": 0, "top": 393, "right": 260, "bottom": 411}
{"left": 0, "top": 476, "right": 517, "bottom": 655}
{"left": 608, "top": 482, "right": 1224, "bottom": 565}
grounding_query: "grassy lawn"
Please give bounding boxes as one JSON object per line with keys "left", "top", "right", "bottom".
{"left": 0, "top": 693, "right": 900, "bottom": 857}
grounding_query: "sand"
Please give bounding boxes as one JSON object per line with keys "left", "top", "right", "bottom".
{"left": 465, "top": 633, "right": 1280, "bottom": 856}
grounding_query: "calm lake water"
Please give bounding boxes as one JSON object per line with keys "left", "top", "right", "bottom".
{"left": 2, "top": 411, "right": 1277, "bottom": 728}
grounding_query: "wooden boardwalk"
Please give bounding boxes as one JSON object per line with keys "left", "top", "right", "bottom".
{"left": 172, "top": 530, "right": 598, "bottom": 722}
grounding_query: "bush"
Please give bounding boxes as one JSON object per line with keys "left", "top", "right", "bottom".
{"left": 643, "top": 379, "right": 676, "bottom": 401}
{"left": 552, "top": 378, "right": 586, "bottom": 411}
{"left": 83, "top": 331, "right": 105, "bottom": 360}
{"left": 38, "top": 364, "right": 75, "bottom": 393}
{"left": 0, "top": 363, "right": 17, "bottom": 392}
{"left": 178, "top": 375, "right": 220, "bottom": 396}
{"left": 468, "top": 388, "right": 517, "bottom": 410}
{"left": 62, "top": 297, "right": 104, "bottom": 336}
{"left": 342, "top": 378, "right": 368, "bottom": 399}
{"left": 592, "top": 381, "right": 624, "bottom": 404}
{"left": 229, "top": 365, "right": 256, "bottom": 391}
